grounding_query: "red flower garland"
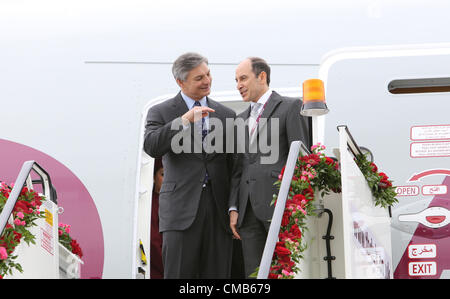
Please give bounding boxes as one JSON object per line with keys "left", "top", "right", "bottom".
{"left": 268, "top": 144, "right": 397, "bottom": 279}
{"left": 0, "top": 183, "right": 46, "bottom": 278}
{"left": 269, "top": 143, "right": 341, "bottom": 278}
{"left": 59, "top": 223, "right": 83, "bottom": 259}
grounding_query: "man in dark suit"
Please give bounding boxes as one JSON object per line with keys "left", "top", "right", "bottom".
{"left": 144, "top": 52, "right": 236, "bottom": 279}
{"left": 229, "top": 57, "right": 311, "bottom": 278}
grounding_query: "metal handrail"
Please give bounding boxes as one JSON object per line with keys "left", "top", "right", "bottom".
{"left": 257, "top": 126, "right": 373, "bottom": 278}
{"left": 257, "top": 141, "right": 310, "bottom": 279}
{"left": 336, "top": 125, "right": 363, "bottom": 158}
{"left": 0, "top": 161, "right": 56, "bottom": 235}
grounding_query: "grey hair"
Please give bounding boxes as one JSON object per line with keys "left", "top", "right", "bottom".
{"left": 172, "top": 52, "right": 209, "bottom": 81}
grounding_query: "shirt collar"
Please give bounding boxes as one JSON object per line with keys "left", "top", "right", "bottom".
{"left": 250, "top": 88, "right": 272, "bottom": 109}
{"left": 180, "top": 92, "right": 208, "bottom": 109}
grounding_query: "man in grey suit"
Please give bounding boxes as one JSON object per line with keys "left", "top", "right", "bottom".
{"left": 144, "top": 52, "right": 236, "bottom": 278}
{"left": 229, "top": 57, "right": 311, "bottom": 278}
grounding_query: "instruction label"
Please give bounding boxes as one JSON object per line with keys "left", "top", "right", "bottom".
{"left": 410, "top": 141, "right": 450, "bottom": 158}
{"left": 411, "top": 125, "right": 450, "bottom": 141}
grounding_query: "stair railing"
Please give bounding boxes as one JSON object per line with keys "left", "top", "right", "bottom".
{"left": 0, "top": 161, "right": 57, "bottom": 235}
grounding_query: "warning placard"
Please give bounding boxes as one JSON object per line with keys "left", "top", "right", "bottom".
{"left": 40, "top": 208, "right": 54, "bottom": 256}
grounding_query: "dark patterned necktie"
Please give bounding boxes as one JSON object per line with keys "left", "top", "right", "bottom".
{"left": 193, "top": 101, "right": 208, "bottom": 141}
{"left": 193, "top": 101, "right": 209, "bottom": 184}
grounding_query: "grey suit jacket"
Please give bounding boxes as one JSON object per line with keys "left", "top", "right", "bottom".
{"left": 229, "top": 91, "right": 311, "bottom": 227}
{"left": 144, "top": 92, "right": 236, "bottom": 232}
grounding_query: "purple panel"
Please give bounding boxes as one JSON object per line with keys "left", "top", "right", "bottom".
{"left": 394, "top": 177, "right": 450, "bottom": 279}
{"left": 0, "top": 138, "right": 104, "bottom": 278}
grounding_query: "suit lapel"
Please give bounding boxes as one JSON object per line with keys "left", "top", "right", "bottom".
{"left": 250, "top": 91, "right": 282, "bottom": 146}
{"left": 172, "top": 92, "right": 189, "bottom": 115}
{"left": 206, "top": 97, "right": 221, "bottom": 124}
{"left": 173, "top": 92, "right": 194, "bottom": 140}
{"left": 259, "top": 91, "right": 282, "bottom": 125}
{"left": 241, "top": 106, "right": 252, "bottom": 154}
{"left": 172, "top": 92, "right": 204, "bottom": 159}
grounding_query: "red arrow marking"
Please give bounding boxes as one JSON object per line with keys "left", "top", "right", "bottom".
{"left": 409, "top": 169, "right": 450, "bottom": 182}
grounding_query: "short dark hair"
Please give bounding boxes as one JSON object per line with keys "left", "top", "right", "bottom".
{"left": 249, "top": 57, "right": 271, "bottom": 86}
{"left": 172, "top": 52, "right": 208, "bottom": 81}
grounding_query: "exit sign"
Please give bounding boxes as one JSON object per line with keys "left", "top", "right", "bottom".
{"left": 408, "top": 262, "right": 437, "bottom": 276}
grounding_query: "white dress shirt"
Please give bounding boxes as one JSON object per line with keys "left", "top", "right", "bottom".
{"left": 248, "top": 88, "right": 272, "bottom": 138}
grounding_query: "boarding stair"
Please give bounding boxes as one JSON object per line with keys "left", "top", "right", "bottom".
{"left": 0, "top": 161, "right": 83, "bottom": 279}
